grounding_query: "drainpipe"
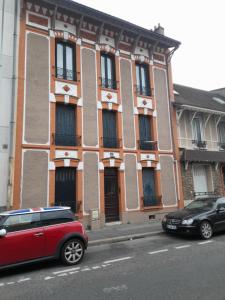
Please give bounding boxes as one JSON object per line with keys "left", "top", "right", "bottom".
{"left": 7, "top": 0, "right": 20, "bottom": 209}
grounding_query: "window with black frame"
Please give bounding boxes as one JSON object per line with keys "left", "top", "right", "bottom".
{"left": 136, "top": 63, "right": 151, "bottom": 96}
{"left": 55, "top": 104, "right": 77, "bottom": 146}
{"left": 192, "top": 117, "right": 206, "bottom": 148}
{"left": 101, "top": 53, "right": 116, "bottom": 90}
{"left": 218, "top": 122, "right": 225, "bottom": 149}
{"left": 102, "top": 110, "right": 118, "bottom": 148}
{"left": 56, "top": 41, "right": 76, "bottom": 81}
{"left": 139, "top": 115, "right": 155, "bottom": 150}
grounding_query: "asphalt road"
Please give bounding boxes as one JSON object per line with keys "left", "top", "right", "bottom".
{"left": 1, "top": 232, "right": 225, "bottom": 300}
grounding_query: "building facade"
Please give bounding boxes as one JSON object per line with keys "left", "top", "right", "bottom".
{"left": 12, "top": 0, "right": 183, "bottom": 228}
{"left": 174, "top": 84, "right": 225, "bottom": 205}
{"left": 0, "top": 0, "right": 19, "bottom": 211}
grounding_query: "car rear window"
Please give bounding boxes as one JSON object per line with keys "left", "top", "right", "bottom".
{"left": 41, "top": 210, "right": 75, "bottom": 226}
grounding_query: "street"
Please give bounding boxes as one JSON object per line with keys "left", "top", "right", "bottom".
{"left": 1, "top": 232, "right": 225, "bottom": 300}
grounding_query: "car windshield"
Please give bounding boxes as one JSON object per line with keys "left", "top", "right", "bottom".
{"left": 0, "top": 215, "right": 7, "bottom": 226}
{"left": 185, "top": 198, "right": 217, "bottom": 210}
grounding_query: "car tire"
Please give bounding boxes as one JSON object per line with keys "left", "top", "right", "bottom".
{"left": 199, "top": 221, "right": 213, "bottom": 239}
{"left": 61, "top": 238, "right": 85, "bottom": 265}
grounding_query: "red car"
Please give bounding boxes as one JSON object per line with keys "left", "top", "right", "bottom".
{"left": 0, "top": 207, "right": 88, "bottom": 269}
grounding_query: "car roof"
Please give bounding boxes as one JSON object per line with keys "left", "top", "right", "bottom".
{"left": 0, "top": 207, "right": 71, "bottom": 216}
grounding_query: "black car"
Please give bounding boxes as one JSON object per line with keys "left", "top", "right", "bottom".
{"left": 162, "top": 197, "right": 225, "bottom": 239}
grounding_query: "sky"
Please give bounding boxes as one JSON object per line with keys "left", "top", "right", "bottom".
{"left": 74, "top": 0, "right": 225, "bottom": 91}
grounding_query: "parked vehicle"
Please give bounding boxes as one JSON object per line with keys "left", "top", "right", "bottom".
{"left": 162, "top": 197, "right": 225, "bottom": 239}
{"left": 0, "top": 207, "right": 88, "bottom": 269}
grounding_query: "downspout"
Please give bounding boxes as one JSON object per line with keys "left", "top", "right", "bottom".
{"left": 7, "top": 0, "right": 19, "bottom": 209}
{"left": 165, "top": 46, "right": 184, "bottom": 208}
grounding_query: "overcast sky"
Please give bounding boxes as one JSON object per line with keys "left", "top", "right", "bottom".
{"left": 74, "top": 0, "right": 225, "bottom": 91}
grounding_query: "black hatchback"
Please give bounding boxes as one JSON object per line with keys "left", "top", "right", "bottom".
{"left": 162, "top": 197, "right": 225, "bottom": 239}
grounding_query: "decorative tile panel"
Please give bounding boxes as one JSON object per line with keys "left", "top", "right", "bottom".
{"left": 55, "top": 81, "right": 77, "bottom": 97}
{"left": 55, "top": 150, "right": 78, "bottom": 159}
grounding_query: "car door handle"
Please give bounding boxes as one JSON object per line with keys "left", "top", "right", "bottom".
{"left": 34, "top": 232, "right": 44, "bottom": 237}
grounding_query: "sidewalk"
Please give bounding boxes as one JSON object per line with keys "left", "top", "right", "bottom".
{"left": 88, "top": 221, "right": 163, "bottom": 247}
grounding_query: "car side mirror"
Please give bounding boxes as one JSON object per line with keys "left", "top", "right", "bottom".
{"left": 0, "top": 228, "right": 6, "bottom": 237}
{"left": 217, "top": 206, "right": 225, "bottom": 213}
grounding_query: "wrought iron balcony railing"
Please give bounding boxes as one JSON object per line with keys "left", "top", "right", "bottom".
{"left": 56, "top": 67, "right": 76, "bottom": 81}
{"left": 138, "top": 140, "right": 158, "bottom": 151}
{"left": 194, "top": 191, "right": 216, "bottom": 198}
{"left": 53, "top": 133, "right": 81, "bottom": 147}
{"left": 142, "top": 195, "right": 162, "bottom": 208}
{"left": 136, "top": 85, "right": 151, "bottom": 97}
{"left": 101, "top": 77, "right": 117, "bottom": 90}
{"left": 192, "top": 139, "right": 207, "bottom": 149}
{"left": 102, "top": 137, "right": 121, "bottom": 149}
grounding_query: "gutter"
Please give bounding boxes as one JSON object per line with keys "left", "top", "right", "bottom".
{"left": 174, "top": 104, "right": 225, "bottom": 116}
{"left": 7, "top": 0, "right": 19, "bottom": 209}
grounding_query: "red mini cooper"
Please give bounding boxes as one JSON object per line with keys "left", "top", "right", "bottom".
{"left": 0, "top": 207, "right": 88, "bottom": 269}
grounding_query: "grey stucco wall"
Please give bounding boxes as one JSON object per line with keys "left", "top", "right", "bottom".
{"left": 160, "top": 155, "right": 177, "bottom": 206}
{"left": 120, "top": 59, "right": 135, "bottom": 148}
{"left": 154, "top": 68, "right": 172, "bottom": 151}
{"left": 83, "top": 152, "right": 99, "bottom": 213}
{"left": 124, "top": 154, "right": 139, "bottom": 209}
{"left": 82, "top": 48, "right": 98, "bottom": 147}
{"left": 21, "top": 150, "right": 48, "bottom": 208}
{"left": 24, "top": 32, "right": 49, "bottom": 144}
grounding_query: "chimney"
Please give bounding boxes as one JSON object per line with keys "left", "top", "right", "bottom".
{"left": 154, "top": 23, "right": 164, "bottom": 35}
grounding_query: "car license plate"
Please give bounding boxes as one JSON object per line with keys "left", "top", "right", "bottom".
{"left": 167, "top": 224, "right": 177, "bottom": 230}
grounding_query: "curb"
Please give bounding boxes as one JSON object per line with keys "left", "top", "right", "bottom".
{"left": 88, "top": 230, "right": 164, "bottom": 247}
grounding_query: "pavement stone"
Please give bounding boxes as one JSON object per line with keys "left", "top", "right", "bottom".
{"left": 87, "top": 221, "right": 163, "bottom": 246}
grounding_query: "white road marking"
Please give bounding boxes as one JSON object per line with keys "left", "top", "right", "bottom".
{"left": 44, "top": 276, "right": 55, "bottom": 281}
{"left": 69, "top": 271, "right": 79, "bottom": 275}
{"left": 17, "top": 278, "right": 31, "bottom": 283}
{"left": 102, "top": 264, "right": 110, "bottom": 268}
{"left": 53, "top": 267, "right": 80, "bottom": 275}
{"left": 81, "top": 268, "right": 91, "bottom": 272}
{"left": 198, "top": 240, "right": 214, "bottom": 245}
{"left": 92, "top": 266, "right": 101, "bottom": 270}
{"left": 103, "top": 256, "right": 133, "bottom": 264}
{"left": 57, "top": 273, "right": 68, "bottom": 277}
{"left": 6, "top": 282, "right": 15, "bottom": 285}
{"left": 0, "top": 283, "right": 4, "bottom": 287}
{"left": 149, "top": 249, "right": 168, "bottom": 255}
{"left": 175, "top": 245, "right": 191, "bottom": 249}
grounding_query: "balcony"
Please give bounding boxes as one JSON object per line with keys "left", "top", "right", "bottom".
{"left": 136, "top": 85, "right": 151, "bottom": 97}
{"left": 192, "top": 139, "right": 207, "bottom": 149}
{"left": 138, "top": 140, "right": 158, "bottom": 151}
{"left": 102, "top": 137, "right": 121, "bottom": 149}
{"left": 53, "top": 133, "right": 81, "bottom": 147}
{"left": 101, "top": 77, "right": 117, "bottom": 90}
{"left": 56, "top": 67, "right": 76, "bottom": 81}
{"left": 142, "top": 195, "right": 162, "bottom": 208}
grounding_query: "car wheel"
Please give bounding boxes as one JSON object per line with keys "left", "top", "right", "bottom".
{"left": 61, "top": 239, "right": 85, "bottom": 265}
{"left": 200, "top": 221, "right": 213, "bottom": 239}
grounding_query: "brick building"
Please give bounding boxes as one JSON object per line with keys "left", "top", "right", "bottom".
{"left": 174, "top": 84, "right": 225, "bottom": 205}
{"left": 12, "top": 0, "right": 182, "bottom": 228}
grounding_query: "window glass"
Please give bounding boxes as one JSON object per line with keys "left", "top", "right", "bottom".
{"left": 193, "top": 118, "right": 202, "bottom": 141}
{"left": 141, "top": 66, "right": 147, "bottom": 88}
{"left": 56, "top": 42, "right": 75, "bottom": 80}
{"left": 57, "top": 43, "right": 63, "bottom": 69}
{"left": 66, "top": 46, "right": 73, "bottom": 80}
{"left": 218, "top": 122, "right": 225, "bottom": 143}
{"left": 3, "top": 213, "right": 40, "bottom": 232}
{"left": 136, "top": 65, "right": 140, "bottom": 87}
{"left": 41, "top": 210, "right": 75, "bottom": 226}
{"left": 101, "top": 55, "right": 106, "bottom": 78}
{"left": 107, "top": 56, "right": 112, "bottom": 80}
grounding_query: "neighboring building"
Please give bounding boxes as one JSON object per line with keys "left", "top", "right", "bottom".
{"left": 174, "top": 84, "right": 225, "bottom": 205}
{"left": 12, "top": 0, "right": 182, "bottom": 228}
{"left": 0, "top": 0, "right": 20, "bottom": 211}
